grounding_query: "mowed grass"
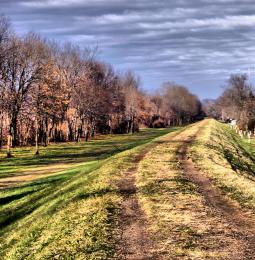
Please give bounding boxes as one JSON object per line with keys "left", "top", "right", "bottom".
{"left": 0, "top": 128, "right": 175, "bottom": 259}
{"left": 0, "top": 129, "right": 171, "bottom": 180}
{"left": 190, "top": 119, "right": 255, "bottom": 211}
{"left": 136, "top": 121, "right": 253, "bottom": 258}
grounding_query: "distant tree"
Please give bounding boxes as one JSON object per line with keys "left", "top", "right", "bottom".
{"left": 202, "top": 99, "right": 219, "bottom": 119}
{"left": 159, "top": 82, "right": 202, "bottom": 126}
{"left": 122, "top": 71, "right": 140, "bottom": 133}
{"left": 137, "top": 91, "right": 157, "bottom": 128}
{"left": 215, "top": 74, "right": 255, "bottom": 130}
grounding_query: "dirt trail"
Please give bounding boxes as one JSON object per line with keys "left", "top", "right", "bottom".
{"left": 116, "top": 122, "right": 255, "bottom": 259}
{"left": 177, "top": 131, "right": 255, "bottom": 259}
{"left": 116, "top": 146, "right": 158, "bottom": 260}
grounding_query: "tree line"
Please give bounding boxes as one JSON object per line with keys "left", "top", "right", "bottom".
{"left": 204, "top": 74, "right": 255, "bottom": 131}
{"left": 0, "top": 16, "right": 203, "bottom": 156}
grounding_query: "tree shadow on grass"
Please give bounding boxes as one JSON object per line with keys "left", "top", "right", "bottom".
{"left": 209, "top": 129, "right": 255, "bottom": 179}
{"left": 0, "top": 128, "right": 175, "bottom": 175}
{"left": 0, "top": 179, "right": 113, "bottom": 231}
{"left": 0, "top": 128, "right": 177, "bottom": 231}
{"left": 0, "top": 190, "right": 37, "bottom": 205}
{"left": 0, "top": 162, "right": 102, "bottom": 232}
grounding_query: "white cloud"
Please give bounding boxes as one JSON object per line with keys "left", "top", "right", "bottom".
{"left": 3, "top": 0, "right": 255, "bottom": 98}
{"left": 139, "top": 15, "right": 255, "bottom": 31}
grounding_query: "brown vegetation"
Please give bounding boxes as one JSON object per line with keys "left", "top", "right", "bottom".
{"left": 0, "top": 15, "right": 203, "bottom": 157}
{"left": 206, "top": 74, "right": 255, "bottom": 131}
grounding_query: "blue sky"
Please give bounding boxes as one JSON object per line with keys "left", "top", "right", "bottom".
{"left": 1, "top": 0, "right": 255, "bottom": 99}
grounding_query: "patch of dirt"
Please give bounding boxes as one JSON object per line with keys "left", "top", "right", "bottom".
{"left": 177, "top": 133, "right": 255, "bottom": 259}
{"left": 116, "top": 147, "right": 158, "bottom": 260}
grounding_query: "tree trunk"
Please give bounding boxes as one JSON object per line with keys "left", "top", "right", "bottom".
{"left": 35, "top": 116, "right": 39, "bottom": 155}
{"left": 108, "top": 118, "right": 112, "bottom": 134}
{"left": 68, "top": 121, "right": 74, "bottom": 141}
{"left": 6, "top": 125, "right": 13, "bottom": 158}
{"left": 127, "top": 120, "right": 130, "bottom": 134}
{"left": 91, "top": 120, "right": 96, "bottom": 138}
{"left": 131, "top": 115, "right": 135, "bottom": 133}
{"left": 85, "top": 127, "right": 90, "bottom": 142}
{"left": 78, "top": 123, "right": 83, "bottom": 142}
{"left": 44, "top": 118, "right": 49, "bottom": 147}
{"left": 0, "top": 113, "right": 3, "bottom": 149}
{"left": 11, "top": 116, "right": 18, "bottom": 147}
{"left": 91, "top": 126, "right": 95, "bottom": 138}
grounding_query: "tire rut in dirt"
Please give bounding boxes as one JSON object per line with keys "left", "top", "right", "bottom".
{"left": 177, "top": 135, "right": 255, "bottom": 259}
{"left": 116, "top": 148, "right": 158, "bottom": 260}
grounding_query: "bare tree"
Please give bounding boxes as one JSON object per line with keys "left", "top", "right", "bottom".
{"left": 122, "top": 71, "right": 140, "bottom": 133}
{"left": 215, "top": 74, "right": 255, "bottom": 130}
{"left": 0, "top": 33, "right": 48, "bottom": 156}
{"left": 0, "top": 15, "right": 11, "bottom": 150}
{"left": 0, "top": 16, "right": 204, "bottom": 154}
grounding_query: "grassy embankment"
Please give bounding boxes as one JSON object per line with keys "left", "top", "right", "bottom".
{"left": 0, "top": 128, "right": 174, "bottom": 259}
{"left": 190, "top": 119, "right": 255, "bottom": 211}
{"left": 136, "top": 120, "right": 255, "bottom": 258}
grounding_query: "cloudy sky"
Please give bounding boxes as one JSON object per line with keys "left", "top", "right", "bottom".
{"left": 1, "top": 0, "right": 255, "bottom": 99}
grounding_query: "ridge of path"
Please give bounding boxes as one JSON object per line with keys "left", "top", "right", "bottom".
{"left": 116, "top": 142, "right": 163, "bottom": 259}
{"left": 115, "top": 129, "right": 183, "bottom": 260}
{"left": 177, "top": 123, "right": 255, "bottom": 259}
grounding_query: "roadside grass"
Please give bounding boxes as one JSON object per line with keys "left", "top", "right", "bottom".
{"left": 190, "top": 119, "right": 255, "bottom": 211}
{"left": 137, "top": 122, "right": 245, "bottom": 259}
{"left": 0, "top": 128, "right": 174, "bottom": 259}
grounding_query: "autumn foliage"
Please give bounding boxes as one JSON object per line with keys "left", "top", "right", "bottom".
{"left": 0, "top": 16, "right": 202, "bottom": 156}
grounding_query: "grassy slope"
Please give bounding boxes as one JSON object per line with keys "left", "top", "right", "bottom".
{"left": 0, "top": 128, "right": 175, "bottom": 259}
{"left": 190, "top": 119, "right": 255, "bottom": 211}
{"left": 136, "top": 120, "right": 255, "bottom": 258}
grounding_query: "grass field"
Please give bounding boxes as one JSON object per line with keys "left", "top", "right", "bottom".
{"left": 1, "top": 120, "right": 255, "bottom": 259}
{"left": 0, "top": 128, "right": 175, "bottom": 259}
{"left": 0, "top": 129, "right": 171, "bottom": 181}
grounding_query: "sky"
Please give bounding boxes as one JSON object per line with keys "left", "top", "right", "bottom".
{"left": 1, "top": 0, "right": 255, "bottom": 99}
